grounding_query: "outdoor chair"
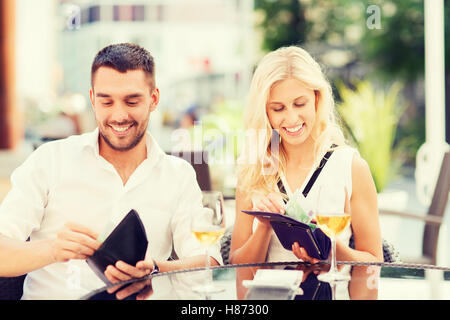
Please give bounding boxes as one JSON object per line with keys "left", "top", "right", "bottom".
{"left": 0, "top": 274, "right": 26, "bottom": 300}
{"left": 0, "top": 236, "right": 29, "bottom": 300}
{"left": 379, "top": 151, "right": 450, "bottom": 265}
{"left": 168, "top": 150, "right": 212, "bottom": 191}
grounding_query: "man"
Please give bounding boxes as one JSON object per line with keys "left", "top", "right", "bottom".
{"left": 0, "top": 43, "right": 222, "bottom": 299}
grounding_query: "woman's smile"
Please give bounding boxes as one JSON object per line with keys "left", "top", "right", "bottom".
{"left": 282, "top": 123, "right": 305, "bottom": 136}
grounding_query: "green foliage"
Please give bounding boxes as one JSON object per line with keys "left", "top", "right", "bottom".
{"left": 197, "top": 100, "right": 244, "bottom": 195}
{"left": 199, "top": 100, "right": 244, "bottom": 162}
{"left": 255, "top": 0, "right": 450, "bottom": 82}
{"left": 360, "top": 0, "right": 425, "bottom": 82}
{"left": 337, "top": 81, "right": 405, "bottom": 192}
{"left": 255, "top": 0, "right": 308, "bottom": 51}
{"left": 254, "top": 0, "right": 365, "bottom": 51}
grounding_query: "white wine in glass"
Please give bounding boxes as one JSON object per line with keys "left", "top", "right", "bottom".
{"left": 315, "top": 185, "right": 351, "bottom": 283}
{"left": 192, "top": 227, "right": 226, "bottom": 246}
{"left": 191, "top": 191, "right": 226, "bottom": 296}
{"left": 316, "top": 214, "right": 351, "bottom": 238}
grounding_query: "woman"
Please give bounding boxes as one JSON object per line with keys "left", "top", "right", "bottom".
{"left": 230, "top": 46, "right": 383, "bottom": 299}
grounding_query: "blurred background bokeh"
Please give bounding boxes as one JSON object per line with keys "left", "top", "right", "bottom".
{"left": 0, "top": 0, "right": 449, "bottom": 266}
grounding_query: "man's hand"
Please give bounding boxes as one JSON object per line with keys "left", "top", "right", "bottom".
{"left": 104, "top": 260, "right": 155, "bottom": 300}
{"left": 49, "top": 222, "right": 101, "bottom": 263}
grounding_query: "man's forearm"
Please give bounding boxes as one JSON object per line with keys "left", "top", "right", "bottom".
{"left": 0, "top": 235, "right": 54, "bottom": 277}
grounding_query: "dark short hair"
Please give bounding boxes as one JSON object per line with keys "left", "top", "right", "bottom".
{"left": 91, "top": 43, "right": 155, "bottom": 88}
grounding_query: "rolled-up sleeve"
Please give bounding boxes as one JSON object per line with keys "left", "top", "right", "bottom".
{"left": 170, "top": 162, "right": 223, "bottom": 266}
{"left": 0, "top": 146, "right": 50, "bottom": 241}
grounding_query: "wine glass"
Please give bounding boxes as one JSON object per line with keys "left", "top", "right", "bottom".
{"left": 191, "top": 191, "right": 226, "bottom": 296}
{"left": 315, "top": 185, "right": 351, "bottom": 283}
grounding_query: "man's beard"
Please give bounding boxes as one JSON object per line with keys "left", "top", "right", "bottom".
{"left": 99, "top": 121, "right": 147, "bottom": 152}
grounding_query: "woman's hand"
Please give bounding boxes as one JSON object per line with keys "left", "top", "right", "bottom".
{"left": 292, "top": 242, "right": 320, "bottom": 264}
{"left": 252, "top": 193, "right": 285, "bottom": 214}
{"left": 251, "top": 193, "right": 285, "bottom": 227}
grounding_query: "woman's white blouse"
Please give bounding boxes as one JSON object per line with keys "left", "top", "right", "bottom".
{"left": 252, "top": 146, "right": 358, "bottom": 263}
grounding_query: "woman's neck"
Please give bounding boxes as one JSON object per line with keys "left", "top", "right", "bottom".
{"left": 282, "top": 136, "right": 316, "bottom": 169}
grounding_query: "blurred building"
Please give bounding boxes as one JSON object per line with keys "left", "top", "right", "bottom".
{"left": 16, "top": 0, "right": 59, "bottom": 113}
{"left": 58, "top": 0, "right": 255, "bottom": 131}
{"left": 0, "top": 0, "right": 58, "bottom": 175}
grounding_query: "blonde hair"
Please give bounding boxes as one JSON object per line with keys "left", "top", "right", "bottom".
{"left": 237, "top": 46, "right": 347, "bottom": 202}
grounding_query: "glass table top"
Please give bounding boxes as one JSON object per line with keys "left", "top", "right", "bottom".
{"left": 84, "top": 261, "right": 450, "bottom": 300}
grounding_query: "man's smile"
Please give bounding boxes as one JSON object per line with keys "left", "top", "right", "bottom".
{"left": 108, "top": 123, "right": 135, "bottom": 136}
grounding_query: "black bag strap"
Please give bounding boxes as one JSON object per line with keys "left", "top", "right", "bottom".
{"left": 277, "top": 144, "right": 337, "bottom": 201}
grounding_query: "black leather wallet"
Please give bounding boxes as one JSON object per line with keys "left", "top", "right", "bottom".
{"left": 242, "top": 210, "right": 331, "bottom": 260}
{"left": 86, "top": 209, "right": 148, "bottom": 286}
{"left": 296, "top": 270, "right": 332, "bottom": 300}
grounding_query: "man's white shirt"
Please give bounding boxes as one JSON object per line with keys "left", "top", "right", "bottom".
{"left": 0, "top": 128, "right": 222, "bottom": 299}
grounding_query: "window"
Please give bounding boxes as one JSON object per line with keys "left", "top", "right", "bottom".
{"left": 157, "top": 5, "right": 165, "bottom": 21}
{"left": 113, "top": 5, "right": 133, "bottom": 21}
{"left": 132, "top": 5, "right": 145, "bottom": 21}
{"left": 88, "top": 5, "right": 100, "bottom": 23}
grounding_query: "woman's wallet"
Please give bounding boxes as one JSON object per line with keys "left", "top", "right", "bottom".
{"left": 86, "top": 209, "right": 148, "bottom": 285}
{"left": 296, "top": 271, "right": 332, "bottom": 300}
{"left": 242, "top": 211, "right": 331, "bottom": 260}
